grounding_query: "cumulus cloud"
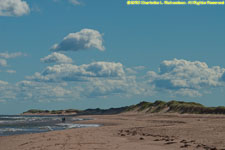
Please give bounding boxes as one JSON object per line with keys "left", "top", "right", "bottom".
{"left": 125, "top": 66, "right": 146, "bottom": 74}
{"left": 0, "top": 52, "right": 26, "bottom": 59}
{"left": 84, "top": 77, "right": 145, "bottom": 98}
{"left": 24, "top": 58, "right": 153, "bottom": 100}
{"left": 28, "top": 61, "right": 125, "bottom": 82}
{"left": 16, "top": 81, "right": 74, "bottom": 102}
{"left": 0, "top": 74, "right": 143, "bottom": 102}
{"left": 0, "top": 59, "right": 7, "bottom": 67}
{"left": 146, "top": 59, "right": 225, "bottom": 97}
{"left": 18, "top": 61, "right": 146, "bottom": 100}
{"left": 0, "top": 81, "right": 17, "bottom": 101}
{"left": 1, "top": 58, "right": 225, "bottom": 103}
{"left": 51, "top": 29, "right": 105, "bottom": 52}
{"left": 125, "top": 68, "right": 137, "bottom": 74}
{"left": 0, "top": 81, "right": 75, "bottom": 102}
{"left": 0, "top": 75, "right": 143, "bottom": 102}
{"left": 0, "top": 0, "right": 30, "bottom": 17}
{"left": 40, "top": 52, "right": 73, "bottom": 64}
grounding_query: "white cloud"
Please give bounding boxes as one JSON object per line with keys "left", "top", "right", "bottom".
{"left": 18, "top": 61, "right": 146, "bottom": 101}
{"left": 69, "top": 0, "right": 81, "bottom": 5}
{"left": 84, "top": 76, "right": 145, "bottom": 98}
{"left": 125, "top": 68, "right": 137, "bottom": 74}
{"left": 146, "top": 59, "right": 225, "bottom": 97}
{"left": 14, "top": 81, "right": 75, "bottom": 102}
{"left": 28, "top": 61, "right": 125, "bottom": 82}
{"left": 6, "top": 70, "right": 16, "bottom": 74}
{"left": 0, "top": 80, "right": 8, "bottom": 85}
{"left": 0, "top": 59, "right": 7, "bottom": 67}
{"left": 6, "top": 76, "right": 142, "bottom": 102}
{"left": 53, "top": 0, "right": 82, "bottom": 6}
{"left": 0, "top": 0, "right": 30, "bottom": 17}
{"left": 0, "top": 75, "right": 141, "bottom": 102}
{"left": 170, "top": 89, "right": 202, "bottom": 97}
{"left": 51, "top": 29, "right": 105, "bottom": 52}
{"left": 40, "top": 52, "right": 73, "bottom": 64}
{"left": 0, "top": 52, "right": 26, "bottom": 59}
{"left": 0, "top": 52, "right": 26, "bottom": 68}
{"left": 126, "top": 66, "right": 146, "bottom": 74}
{"left": 1, "top": 58, "right": 225, "bottom": 103}
{"left": 0, "top": 81, "right": 17, "bottom": 101}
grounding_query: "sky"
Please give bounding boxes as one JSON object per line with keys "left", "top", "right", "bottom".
{"left": 0, "top": 0, "right": 224, "bottom": 114}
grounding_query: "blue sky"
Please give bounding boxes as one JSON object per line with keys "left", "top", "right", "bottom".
{"left": 0, "top": 0, "right": 224, "bottom": 114}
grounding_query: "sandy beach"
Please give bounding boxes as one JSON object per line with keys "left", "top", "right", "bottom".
{"left": 1, "top": 113, "right": 225, "bottom": 150}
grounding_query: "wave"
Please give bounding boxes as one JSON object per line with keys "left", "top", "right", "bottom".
{"left": 39, "top": 126, "right": 53, "bottom": 131}
{"left": 0, "top": 116, "right": 99, "bottom": 136}
{"left": 56, "top": 123, "right": 100, "bottom": 129}
{"left": 0, "top": 116, "right": 62, "bottom": 125}
{"left": 0, "top": 128, "right": 26, "bottom": 132}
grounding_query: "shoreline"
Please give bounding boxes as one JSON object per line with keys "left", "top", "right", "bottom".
{"left": 1, "top": 113, "right": 225, "bottom": 150}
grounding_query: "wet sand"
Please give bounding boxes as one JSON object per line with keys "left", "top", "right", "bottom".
{"left": 1, "top": 113, "right": 225, "bottom": 150}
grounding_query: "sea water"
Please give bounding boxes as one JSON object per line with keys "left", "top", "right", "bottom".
{"left": 0, "top": 115, "right": 99, "bottom": 136}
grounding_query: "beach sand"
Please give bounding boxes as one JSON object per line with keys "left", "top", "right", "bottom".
{"left": 1, "top": 113, "right": 225, "bottom": 150}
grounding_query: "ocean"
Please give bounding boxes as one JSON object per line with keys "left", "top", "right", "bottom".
{"left": 0, "top": 115, "right": 100, "bottom": 136}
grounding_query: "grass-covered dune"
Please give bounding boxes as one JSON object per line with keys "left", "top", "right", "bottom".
{"left": 127, "top": 100, "right": 225, "bottom": 114}
{"left": 23, "top": 100, "right": 225, "bottom": 115}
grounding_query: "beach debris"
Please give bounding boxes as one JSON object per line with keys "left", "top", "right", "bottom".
{"left": 180, "top": 144, "right": 191, "bottom": 148}
{"left": 139, "top": 137, "right": 144, "bottom": 140}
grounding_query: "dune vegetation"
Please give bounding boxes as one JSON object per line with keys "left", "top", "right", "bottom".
{"left": 127, "top": 100, "right": 225, "bottom": 114}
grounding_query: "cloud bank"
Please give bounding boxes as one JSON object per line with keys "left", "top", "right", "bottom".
{"left": 0, "top": 58, "right": 224, "bottom": 103}
{"left": 0, "top": 0, "right": 30, "bottom": 16}
{"left": 40, "top": 52, "right": 73, "bottom": 64}
{"left": 29, "top": 61, "right": 125, "bottom": 82}
{"left": 51, "top": 29, "right": 105, "bottom": 52}
{"left": 146, "top": 59, "right": 225, "bottom": 97}
{"left": 0, "top": 52, "right": 26, "bottom": 59}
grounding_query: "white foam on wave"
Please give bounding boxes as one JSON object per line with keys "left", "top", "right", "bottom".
{"left": 0, "top": 116, "right": 24, "bottom": 119}
{"left": 0, "top": 128, "right": 25, "bottom": 132}
{"left": 0, "top": 116, "right": 62, "bottom": 124}
{"left": 56, "top": 123, "right": 100, "bottom": 129}
{"left": 0, "top": 121, "right": 8, "bottom": 123}
{"left": 0, "top": 120, "right": 25, "bottom": 124}
{"left": 70, "top": 118, "right": 84, "bottom": 121}
{"left": 39, "top": 126, "right": 53, "bottom": 131}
